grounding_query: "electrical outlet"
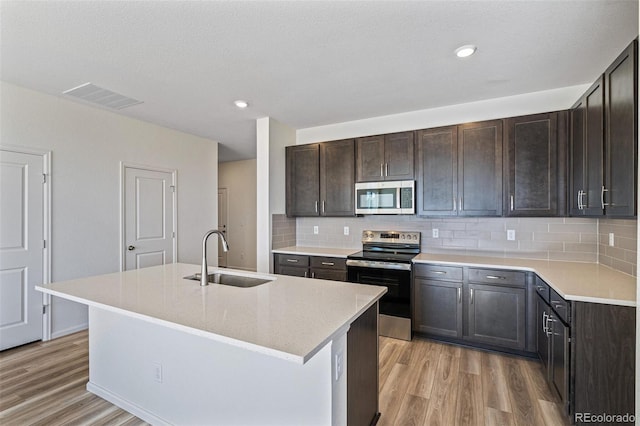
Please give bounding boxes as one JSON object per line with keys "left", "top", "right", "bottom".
{"left": 343, "top": 226, "right": 349, "bottom": 236}
{"left": 609, "top": 232, "right": 615, "bottom": 246}
{"left": 313, "top": 226, "right": 319, "bottom": 235}
{"left": 334, "top": 350, "right": 343, "bottom": 381}
{"left": 432, "top": 228, "right": 439, "bottom": 238}
{"left": 152, "top": 362, "right": 163, "bottom": 383}
{"left": 507, "top": 229, "right": 516, "bottom": 241}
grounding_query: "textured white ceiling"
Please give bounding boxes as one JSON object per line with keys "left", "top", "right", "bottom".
{"left": 1, "top": 1, "right": 638, "bottom": 162}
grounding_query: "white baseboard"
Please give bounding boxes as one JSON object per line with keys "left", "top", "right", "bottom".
{"left": 51, "top": 323, "right": 88, "bottom": 340}
{"left": 87, "top": 382, "right": 171, "bottom": 426}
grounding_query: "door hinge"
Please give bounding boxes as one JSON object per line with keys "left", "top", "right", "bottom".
{"left": 170, "top": 185, "right": 175, "bottom": 193}
{"left": 42, "top": 305, "right": 46, "bottom": 314}
{"left": 42, "top": 173, "right": 47, "bottom": 184}
{"left": 172, "top": 231, "right": 176, "bottom": 238}
{"left": 42, "top": 240, "right": 46, "bottom": 249}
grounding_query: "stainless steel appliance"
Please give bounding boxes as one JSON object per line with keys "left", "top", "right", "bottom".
{"left": 346, "top": 230, "right": 420, "bottom": 340}
{"left": 354, "top": 180, "right": 415, "bottom": 214}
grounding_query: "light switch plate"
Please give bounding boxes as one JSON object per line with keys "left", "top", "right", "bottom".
{"left": 507, "top": 230, "right": 516, "bottom": 241}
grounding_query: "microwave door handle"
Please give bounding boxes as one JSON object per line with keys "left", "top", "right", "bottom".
{"left": 397, "top": 187, "right": 401, "bottom": 208}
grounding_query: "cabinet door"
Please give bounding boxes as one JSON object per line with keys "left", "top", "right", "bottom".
{"left": 570, "top": 99, "right": 586, "bottom": 216}
{"left": 320, "top": 139, "right": 355, "bottom": 216}
{"left": 536, "top": 296, "right": 551, "bottom": 379}
{"left": 466, "top": 283, "right": 526, "bottom": 350}
{"left": 505, "top": 113, "right": 559, "bottom": 216}
{"left": 550, "top": 314, "right": 569, "bottom": 406}
{"left": 416, "top": 126, "right": 458, "bottom": 216}
{"left": 414, "top": 279, "right": 463, "bottom": 338}
{"left": 310, "top": 269, "right": 347, "bottom": 282}
{"left": 384, "top": 131, "right": 414, "bottom": 180}
{"left": 277, "top": 265, "right": 308, "bottom": 277}
{"left": 356, "top": 135, "right": 385, "bottom": 182}
{"left": 604, "top": 39, "right": 637, "bottom": 217}
{"left": 584, "top": 77, "right": 605, "bottom": 216}
{"left": 285, "top": 144, "right": 319, "bottom": 216}
{"left": 458, "top": 120, "right": 503, "bottom": 216}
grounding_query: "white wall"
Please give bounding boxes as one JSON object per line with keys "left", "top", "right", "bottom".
{"left": 256, "top": 117, "right": 295, "bottom": 273}
{"left": 297, "top": 85, "right": 589, "bottom": 144}
{"left": 0, "top": 81, "right": 218, "bottom": 337}
{"left": 219, "top": 159, "right": 257, "bottom": 271}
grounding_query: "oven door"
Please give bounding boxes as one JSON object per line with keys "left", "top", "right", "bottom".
{"left": 347, "top": 265, "right": 411, "bottom": 318}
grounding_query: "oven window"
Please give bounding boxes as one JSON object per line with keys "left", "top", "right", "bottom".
{"left": 348, "top": 267, "right": 411, "bottom": 318}
{"left": 357, "top": 188, "right": 397, "bottom": 209}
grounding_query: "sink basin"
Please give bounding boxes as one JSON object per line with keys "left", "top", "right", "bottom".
{"left": 184, "top": 273, "right": 272, "bottom": 288}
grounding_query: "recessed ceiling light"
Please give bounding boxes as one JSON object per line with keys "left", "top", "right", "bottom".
{"left": 234, "top": 100, "right": 248, "bottom": 109}
{"left": 455, "top": 45, "right": 477, "bottom": 58}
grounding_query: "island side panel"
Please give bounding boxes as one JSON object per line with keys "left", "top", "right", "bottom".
{"left": 347, "top": 302, "right": 380, "bottom": 426}
{"left": 87, "top": 306, "right": 337, "bottom": 426}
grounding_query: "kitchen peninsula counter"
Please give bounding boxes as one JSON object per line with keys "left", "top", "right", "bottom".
{"left": 37, "top": 263, "right": 386, "bottom": 425}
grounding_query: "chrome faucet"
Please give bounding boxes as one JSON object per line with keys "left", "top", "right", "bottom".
{"left": 201, "top": 229, "right": 230, "bottom": 286}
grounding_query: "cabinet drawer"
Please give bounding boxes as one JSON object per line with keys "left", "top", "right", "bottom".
{"left": 413, "top": 264, "right": 463, "bottom": 281}
{"left": 549, "top": 289, "right": 570, "bottom": 324}
{"left": 534, "top": 276, "right": 550, "bottom": 303}
{"left": 310, "top": 269, "right": 347, "bottom": 282}
{"left": 276, "top": 254, "right": 309, "bottom": 267}
{"left": 310, "top": 256, "right": 346, "bottom": 271}
{"left": 468, "top": 268, "right": 526, "bottom": 287}
{"left": 277, "top": 265, "right": 308, "bottom": 278}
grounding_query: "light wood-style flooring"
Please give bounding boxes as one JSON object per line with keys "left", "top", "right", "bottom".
{"left": 1, "top": 331, "right": 568, "bottom": 426}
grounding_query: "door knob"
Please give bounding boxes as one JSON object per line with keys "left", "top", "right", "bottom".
{"left": 128, "top": 245, "right": 135, "bottom": 251}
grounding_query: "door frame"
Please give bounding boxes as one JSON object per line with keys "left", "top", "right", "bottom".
{"left": 119, "top": 162, "right": 177, "bottom": 272}
{"left": 217, "top": 187, "right": 228, "bottom": 267}
{"left": 0, "top": 144, "right": 52, "bottom": 341}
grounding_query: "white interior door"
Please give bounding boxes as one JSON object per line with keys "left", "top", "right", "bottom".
{"left": 0, "top": 150, "right": 44, "bottom": 350}
{"left": 218, "top": 188, "right": 228, "bottom": 267}
{"left": 124, "top": 166, "right": 175, "bottom": 271}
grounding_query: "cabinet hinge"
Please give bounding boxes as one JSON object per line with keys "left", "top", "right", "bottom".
{"left": 42, "top": 173, "right": 47, "bottom": 184}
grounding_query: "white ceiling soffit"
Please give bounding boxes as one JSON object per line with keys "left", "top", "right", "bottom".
{"left": 0, "top": 1, "right": 638, "bottom": 162}
{"left": 63, "top": 82, "right": 143, "bottom": 110}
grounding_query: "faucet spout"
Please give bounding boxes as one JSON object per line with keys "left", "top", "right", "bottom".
{"left": 201, "top": 229, "right": 230, "bottom": 286}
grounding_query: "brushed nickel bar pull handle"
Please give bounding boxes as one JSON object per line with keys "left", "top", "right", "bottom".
{"left": 486, "top": 275, "right": 506, "bottom": 280}
{"left": 510, "top": 195, "right": 514, "bottom": 211}
{"left": 322, "top": 200, "right": 325, "bottom": 214}
{"left": 458, "top": 197, "right": 462, "bottom": 211}
{"left": 432, "top": 271, "right": 447, "bottom": 275}
{"left": 458, "top": 287, "right": 462, "bottom": 303}
{"left": 321, "top": 262, "right": 334, "bottom": 266}
{"left": 315, "top": 200, "right": 318, "bottom": 213}
{"left": 304, "top": 271, "right": 308, "bottom": 278}
{"left": 536, "top": 285, "right": 546, "bottom": 292}
{"left": 601, "top": 186, "right": 609, "bottom": 209}
{"left": 380, "top": 163, "right": 384, "bottom": 177}
{"left": 470, "top": 288, "right": 474, "bottom": 304}
{"left": 542, "top": 311, "right": 548, "bottom": 332}
{"left": 311, "top": 272, "right": 315, "bottom": 278}
{"left": 546, "top": 317, "right": 553, "bottom": 337}
{"left": 385, "top": 163, "right": 389, "bottom": 177}
{"left": 286, "top": 259, "right": 299, "bottom": 263}
{"left": 453, "top": 197, "right": 456, "bottom": 211}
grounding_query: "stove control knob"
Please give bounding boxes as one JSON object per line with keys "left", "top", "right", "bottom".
{"left": 401, "top": 234, "right": 405, "bottom": 239}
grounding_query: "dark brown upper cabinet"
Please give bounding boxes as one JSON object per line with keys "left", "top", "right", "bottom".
{"left": 416, "top": 126, "right": 458, "bottom": 216}
{"left": 286, "top": 139, "right": 355, "bottom": 217}
{"left": 504, "top": 111, "right": 567, "bottom": 216}
{"left": 458, "top": 120, "right": 503, "bottom": 216}
{"left": 571, "top": 77, "right": 605, "bottom": 217}
{"left": 603, "top": 39, "right": 637, "bottom": 217}
{"left": 356, "top": 131, "right": 414, "bottom": 182}
{"left": 416, "top": 120, "right": 502, "bottom": 217}
{"left": 571, "top": 38, "right": 638, "bottom": 218}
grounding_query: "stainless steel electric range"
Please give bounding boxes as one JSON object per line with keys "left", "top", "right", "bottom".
{"left": 346, "top": 230, "right": 420, "bottom": 341}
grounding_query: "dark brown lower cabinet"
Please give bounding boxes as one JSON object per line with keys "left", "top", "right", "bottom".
{"left": 414, "top": 278, "right": 463, "bottom": 338}
{"left": 572, "top": 302, "right": 635, "bottom": 425}
{"left": 274, "top": 253, "right": 347, "bottom": 281}
{"left": 347, "top": 302, "right": 379, "bottom": 426}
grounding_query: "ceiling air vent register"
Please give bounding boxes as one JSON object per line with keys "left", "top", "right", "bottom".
{"left": 62, "top": 82, "right": 143, "bottom": 110}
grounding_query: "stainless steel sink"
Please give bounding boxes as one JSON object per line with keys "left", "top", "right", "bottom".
{"left": 184, "top": 273, "right": 271, "bottom": 288}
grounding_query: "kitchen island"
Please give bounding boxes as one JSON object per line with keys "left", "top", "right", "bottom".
{"left": 36, "top": 263, "right": 386, "bottom": 426}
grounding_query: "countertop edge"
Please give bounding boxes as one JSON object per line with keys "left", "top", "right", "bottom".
{"left": 272, "top": 246, "right": 355, "bottom": 258}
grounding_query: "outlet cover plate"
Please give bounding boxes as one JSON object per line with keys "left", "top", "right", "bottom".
{"left": 507, "top": 230, "right": 516, "bottom": 241}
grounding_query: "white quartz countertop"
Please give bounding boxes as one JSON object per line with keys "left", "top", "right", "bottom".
{"left": 36, "top": 263, "right": 386, "bottom": 364}
{"left": 413, "top": 253, "right": 636, "bottom": 307}
{"left": 272, "top": 246, "right": 357, "bottom": 258}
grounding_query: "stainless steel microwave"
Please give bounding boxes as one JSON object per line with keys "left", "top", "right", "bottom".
{"left": 355, "top": 180, "right": 415, "bottom": 214}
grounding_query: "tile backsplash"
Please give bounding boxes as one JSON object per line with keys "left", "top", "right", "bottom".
{"left": 272, "top": 214, "right": 296, "bottom": 249}
{"left": 598, "top": 218, "right": 637, "bottom": 276}
{"left": 296, "top": 216, "right": 601, "bottom": 263}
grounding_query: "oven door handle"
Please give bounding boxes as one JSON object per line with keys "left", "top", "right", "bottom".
{"left": 346, "top": 259, "right": 412, "bottom": 271}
